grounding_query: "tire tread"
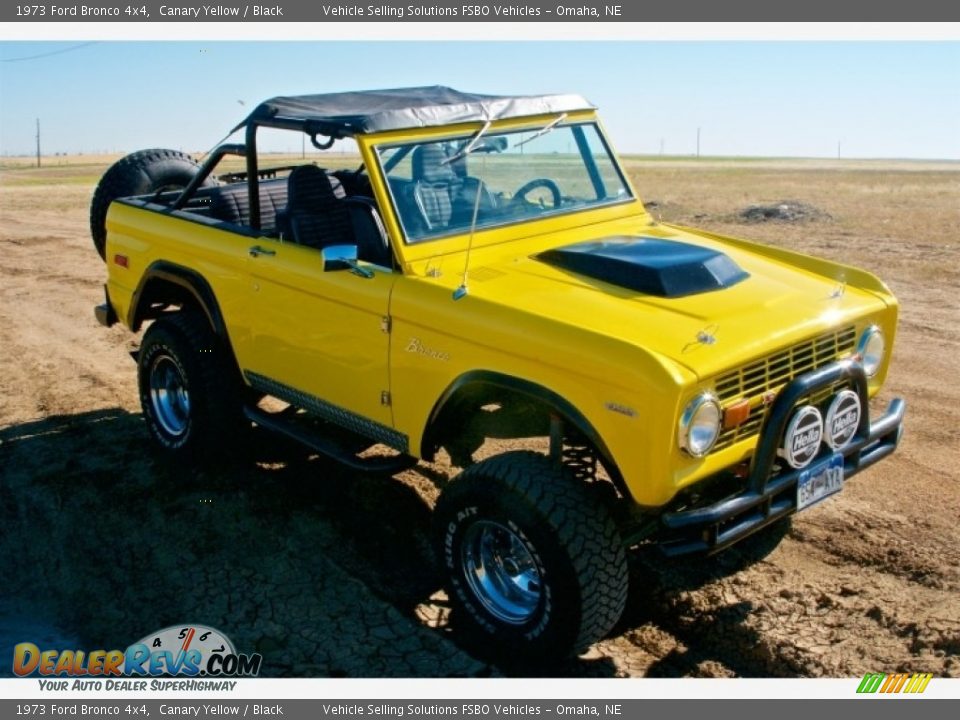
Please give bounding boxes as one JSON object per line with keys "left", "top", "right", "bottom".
{"left": 436, "top": 450, "right": 628, "bottom": 655}
{"left": 138, "top": 312, "right": 243, "bottom": 459}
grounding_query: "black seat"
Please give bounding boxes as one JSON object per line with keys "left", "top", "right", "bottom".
{"left": 285, "top": 165, "right": 355, "bottom": 250}
{"left": 447, "top": 151, "right": 499, "bottom": 216}
{"left": 344, "top": 196, "right": 393, "bottom": 268}
{"left": 411, "top": 145, "right": 461, "bottom": 231}
{"left": 206, "top": 179, "right": 288, "bottom": 234}
{"left": 410, "top": 145, "right": 500, "bottom": 234}
{"left": 284, "top": 165, "right": 392, "bottom": 267}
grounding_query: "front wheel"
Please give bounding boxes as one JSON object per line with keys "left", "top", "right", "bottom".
{"left": 434, "top": 451, "right": 628, "bottom": 660}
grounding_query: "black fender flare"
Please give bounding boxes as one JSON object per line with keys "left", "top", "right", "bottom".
{"left": 422, "top": 370, "right": 626, "bottom": 493}
{"left": 129, "top": 261, "right": 227, "bottom": 337}
{"left": 129, "top": 261, "right": 244, "bottom": 383}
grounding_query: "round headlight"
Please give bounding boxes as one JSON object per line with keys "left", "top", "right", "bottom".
{"left": 679, "top": 393, "right": 721, "bottom": 457}
{"left": 857, "top": 325, "right": 885, "bottom": 378}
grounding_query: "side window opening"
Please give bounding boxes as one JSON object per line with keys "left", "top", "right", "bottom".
{"left": 151, "top": 135, "right": 392, "bottom": 269}
{"left": 131, "top": 129, "right": 397, "bottom": 270}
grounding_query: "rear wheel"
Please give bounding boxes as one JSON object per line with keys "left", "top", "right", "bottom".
{"left": 137, "top": 313, "right": 244, "bottom": 461}
{"left": 90, "top": 149, "right": 212, "bottom": 261}
{"left": 434, "top": 451, "right": 628, "bottom": 660}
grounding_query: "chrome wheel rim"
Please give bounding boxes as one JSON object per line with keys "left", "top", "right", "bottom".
{"left": 461, "top": 520, "right": 542, "bottom": 625}
{"left": 149, "top": 354, "right": 190, "bottom": 437}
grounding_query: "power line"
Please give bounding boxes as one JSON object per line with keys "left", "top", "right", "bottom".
{"left": 1, "top": 42, "right": 98, "bottom": 63}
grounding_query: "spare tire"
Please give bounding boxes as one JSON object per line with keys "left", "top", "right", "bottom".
{"left": 90, "top": 148, "right": 212, "bottom": 261}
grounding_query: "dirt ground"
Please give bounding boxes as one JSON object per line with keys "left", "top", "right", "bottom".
{"left": 0, "top": 155, "right": 958, "bottom": 678}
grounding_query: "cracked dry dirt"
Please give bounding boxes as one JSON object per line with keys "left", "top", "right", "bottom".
{"left": 1, "top": 157, "right": 958, "bottom": 678}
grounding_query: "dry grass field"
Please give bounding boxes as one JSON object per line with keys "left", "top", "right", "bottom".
{"left": 1, "top": 153, "right": 958, "bottom": 678}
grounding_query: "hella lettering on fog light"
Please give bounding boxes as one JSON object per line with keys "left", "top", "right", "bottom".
{"left": 780, "top": 405, "right": 824, "bottom": 469}
{"left": 825, "top": 390, "right": 861, "bottom": 449}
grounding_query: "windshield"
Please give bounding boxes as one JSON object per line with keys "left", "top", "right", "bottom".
{"left": 375, "top": 121, "right": 632, "bottom": 244}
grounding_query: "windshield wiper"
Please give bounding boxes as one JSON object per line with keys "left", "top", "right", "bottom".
{"left": 441, "top": 120, "right": 492, "bottom": 165}
{"left": 512, "top": 113, "right": 568, "bottom": 150}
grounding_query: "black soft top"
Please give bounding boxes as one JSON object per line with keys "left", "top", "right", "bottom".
{"left": 234, "top": 86, "right": 594, "bottom": 138}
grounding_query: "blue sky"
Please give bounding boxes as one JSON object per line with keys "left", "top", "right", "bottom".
{"left": 1, "top": 41, "right": 958, "bottom": 159}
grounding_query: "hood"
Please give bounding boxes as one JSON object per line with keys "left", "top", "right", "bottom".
{"left": 453, "top": 226, "right": 886, "bottom": 380}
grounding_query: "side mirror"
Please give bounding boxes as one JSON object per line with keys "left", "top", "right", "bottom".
{"left": 321, "top": 244, "right": 358, "bottom": 272}
{"left": 321, "top": 244, "right": 374, "bottom": 279}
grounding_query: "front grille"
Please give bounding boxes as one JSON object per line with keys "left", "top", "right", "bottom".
{"left": 712, "top": 326, "right": 857, "bottom": 452}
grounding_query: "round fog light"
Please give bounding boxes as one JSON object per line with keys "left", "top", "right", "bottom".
{"left": 824, "top": 390, "right": 861, "bottom": 450}
{"left": 779, "top": 405, "right": 823, "bottom": 469}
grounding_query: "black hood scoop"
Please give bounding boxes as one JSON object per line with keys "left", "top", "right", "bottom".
{"left": 535, "top": 236, "right": 749, "bottom": 298}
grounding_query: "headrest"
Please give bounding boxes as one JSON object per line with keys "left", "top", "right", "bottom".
{"left": 412, "top": 145, "right": 457, "bottom": 184}
{"left": 287, "top": 164, "right": 344, "bottom": 205}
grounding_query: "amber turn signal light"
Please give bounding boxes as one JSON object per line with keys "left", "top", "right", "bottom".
{"left": 722, "top": 398, "right": 751, "bottom": 429}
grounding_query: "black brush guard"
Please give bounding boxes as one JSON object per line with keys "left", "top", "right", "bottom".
{"left": 660, "top": 360, "right": 905, "bottom": 556}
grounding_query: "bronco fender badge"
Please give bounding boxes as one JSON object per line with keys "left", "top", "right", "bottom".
{"left": 405, "top": 337, "right": 450, "bottom": 362}
{"left": 605, "top": 402, "right": 637, "bottom": 418}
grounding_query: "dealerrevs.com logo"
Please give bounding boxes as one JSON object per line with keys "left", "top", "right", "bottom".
{"left": 13, "top": 624, "right": 262, "bottom": 685}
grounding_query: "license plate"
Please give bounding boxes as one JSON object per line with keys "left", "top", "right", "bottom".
{"left": 797, "top": 452, "right": 844, "bottom": 511}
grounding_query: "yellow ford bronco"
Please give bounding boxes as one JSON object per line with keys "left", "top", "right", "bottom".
{"left": 92, "top": 87, "right": 905, "bottom": 658}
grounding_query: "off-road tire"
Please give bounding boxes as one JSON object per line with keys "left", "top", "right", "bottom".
{"left": 90, "top": 149, "right": 211, "bottom": 261}
{"left": 137, "top": 313, "right": 244, "bottom": 462}
{"left": 434, "top": 450, "right": 628, "bottom": 661}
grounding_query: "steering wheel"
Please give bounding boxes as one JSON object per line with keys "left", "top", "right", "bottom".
{"left": 511, "top": 178, "right": 562, "bottom": 210}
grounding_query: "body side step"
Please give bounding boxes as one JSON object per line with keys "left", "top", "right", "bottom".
{"left": 243, "top": 405, "right": 417, "bottom": 474}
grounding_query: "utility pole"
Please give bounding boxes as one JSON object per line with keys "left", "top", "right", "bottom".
{"left": 696, "top": 127, "right": 701, "bottom": 158}
{"left": 36, "top": 118, "right": 41, "bottom": 168}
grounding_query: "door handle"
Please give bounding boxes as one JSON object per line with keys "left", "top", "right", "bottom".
{"left": 249, "top": 245, "right": 276, "bottom": 258}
